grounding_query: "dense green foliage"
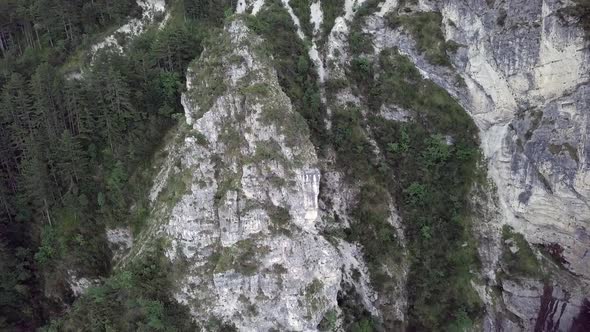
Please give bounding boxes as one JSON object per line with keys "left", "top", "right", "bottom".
{"left": 42, "top": 244, "right": 197, "bottom": 331}
{"left": 387, "top": 11, "right": 458, "bottom": 66}
{"left": 0, "top": 0, "right": 231, "bottom": 329}
{"left": 290, "top": 0, "right": 314, "bottom": 38}
{"left": 336, "top": 49, "right": 484, "bottom": 330}
{"left": 0, "top": 0, "right": 141, "bottom": 78}
{"left": 501, "top": 225, "right": 542, "bottom": 278}
{"left": 180, "top": 0, "right": 235, "bottom": 27}
{"left": 246, "top": 0, "right": 328, "bottom": 149}
{"left": 348, "top": 0, "right": 380, "bottom": 56}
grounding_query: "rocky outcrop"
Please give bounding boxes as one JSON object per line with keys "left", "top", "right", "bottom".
{"left": 120, "top": 18, "right": 389, "bottom": 330}
{"left": 91, "top": 0, "right": 167, "bottom": 55}
{"left": 500, "top": 278, "right": 588, "bottom": 331}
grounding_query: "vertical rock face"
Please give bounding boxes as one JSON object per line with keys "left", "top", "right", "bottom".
{"left": 443, "top": 0, "right": 590, "bottom": 322}
{"left": 359, "top": 0, "right": 590, "bottom": 329}
{"left": 442, "top": 0, "right": 590, "bottom": 280}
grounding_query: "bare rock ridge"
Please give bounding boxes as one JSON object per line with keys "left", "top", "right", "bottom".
{"left": 120, "top": 18, "right": 384, "bottom": 330}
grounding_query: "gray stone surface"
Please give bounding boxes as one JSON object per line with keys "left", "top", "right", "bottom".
{"left": 356, "top": 0, "right": 590, "bottom": 329}
{"left": 120, "top": 18, "right": 389, "bottom": 331}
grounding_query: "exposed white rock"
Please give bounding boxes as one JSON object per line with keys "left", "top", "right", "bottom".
{"left": 121, "top": 18, "right": 390, "bottom": 330}
{"left": 67, "top": 271, "right": 96, "bottom": 297}
{"left": 281, "top": 0, "right": 306, "bottom": 39}
{"left": 501, "top": 277, "right": 588, "bottom": 331}
{"left": 238, "top": 0, "right": 267, "bottom": 15}
{"left": 441, "top": 0, "right": 590, "bottom": 282}
{"left": 251, "top": 0, "right": 266, "bottom": 15}
{"left": 310, "top": 1, "right": 323, "bottom": 35}
{"left": 337, "top": 240, "right": 380, "bottom": 316}
{"left": 236, "top": 0, "right": 248, "bottom": 13}
{"left": 379, "top": 104, "right": 413, "bottom": 122}
{"left": 91, "top": 0, "right": 166, "bottom": 56}
{"left": 377, "top": 0, "right": 398, "bottom": 17}
{"left": 106, "top": 227, "right": 133, "bottom": 262}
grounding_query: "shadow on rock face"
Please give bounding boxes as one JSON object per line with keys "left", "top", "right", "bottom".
{"left": 569, "top": 299, "right": 590, "bottom": 332}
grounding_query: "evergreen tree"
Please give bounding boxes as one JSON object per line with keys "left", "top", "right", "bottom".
{"left": 19, "top": 140, "right": 53, "bottom": 224}
{"left": 1, "top": 73, "right": 34, "bottom": 151}
{"left": 55, "top": 129, "right": 87, "bottom": 189}
{"left": 30, "top": 63, "right": 64, "bottom": 146}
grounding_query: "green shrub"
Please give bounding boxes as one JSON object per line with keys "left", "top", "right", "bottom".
{"left": 350, "top": 318, "right": 377, "bottom": 332}
{"left": 44, "top": 245, "right": 197, "bottom": 331}
{"left": 320, "top": 0, "right": 346, "bottom": 45}
{"left": 246, "top": 0, "right": 328, "bottom": 149}
{"left": 387, "top": 11, "right": 455, "bottom": 66}
{"left": 404, "top": 182, "right": 428, "bottom": 206}
{"left": 337, "top": 48, "right": 483, "bottom": 330}
{"left": 34, "top": 226, "right": 63, "bottom": 266}
{"left": 348, "top": 0, "right": 380, "bottom": 56}
{"left": 290, "top": 0, "right": 314, "bottom": 37}
{"left": 330, "top": 106, "right": 374, "bottom": 179}
{"left": 501, "top": 225, "right": 542, "bottom": 278}
{"left": 349, "top": 30, "right": 373, "bottom": 56}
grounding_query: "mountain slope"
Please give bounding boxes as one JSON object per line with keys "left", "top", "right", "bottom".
{"left": 35, "top": 0, "right": 590, "bottom": 330}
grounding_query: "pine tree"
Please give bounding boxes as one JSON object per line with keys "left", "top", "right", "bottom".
{"left": 19, "top": 140, "right": 53, "bottom": 225}
{"left": 90, "top": 63, "right": 135, "bottom": 155}
{"left": 0, "top": 175, "right": 14, "bottom": 222}
{"left": 30, "top": 63, "right": 65, "bottom": 145}
{"left": 55, "top": 129, "right": 87, "bottom": 189}
{"left": 1, "top": 73, "right": 34, "bottom": 151}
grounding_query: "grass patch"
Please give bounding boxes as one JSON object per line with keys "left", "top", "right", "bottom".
{"left": 157, "top": 167, "right": 192, "bottom": 211}
{"left": 246, "top": 0, "right": 329, "bottom": 150}
{"left": 387, "top": 11, "right": 455, "bottom": 66}
{"left": 241, "top": 82, "right": 271, "bottom": 96}
{"left": 250, "top": 140, "right": 288, "bottom": 165}
{"left": 501, "top": 225, "right": 542, "bottom": 278}
{"left": 213, "top": 239, "right": 269, "bottom": 276}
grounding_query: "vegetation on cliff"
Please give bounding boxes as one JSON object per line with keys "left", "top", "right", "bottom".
{"left": 0, "top": 0, "right": 230, "bottom": 329}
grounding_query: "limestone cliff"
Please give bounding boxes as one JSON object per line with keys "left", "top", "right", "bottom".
{"left": 118, "top": 18, "right": 389, "bottom": 330}
{"left": 349, "top": 0, "right": 590, "bottom": 330}
{"left": 110, "top": 0, "right": 590, "bottom": 330}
